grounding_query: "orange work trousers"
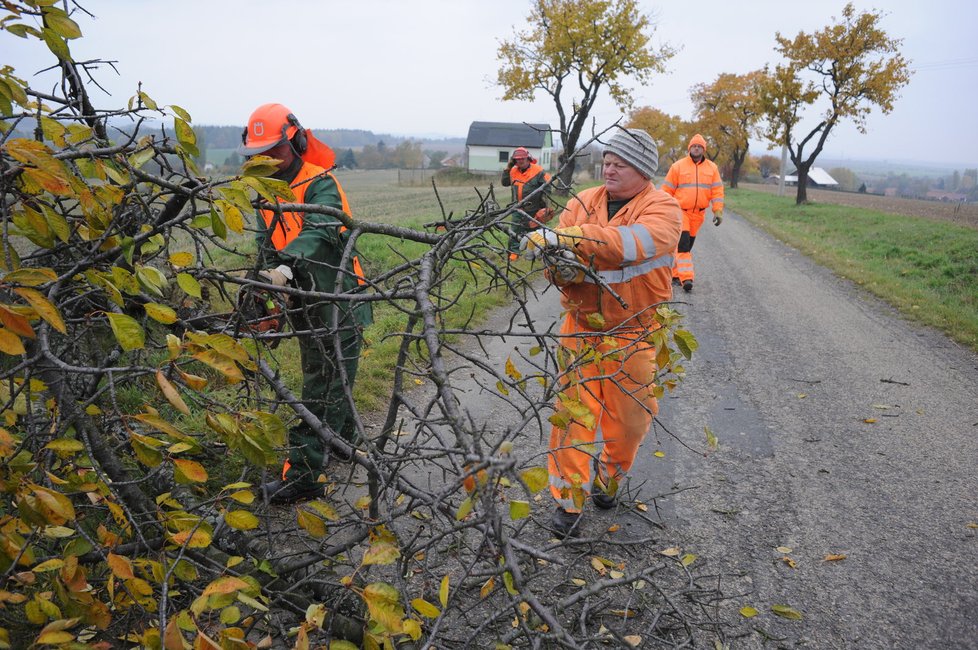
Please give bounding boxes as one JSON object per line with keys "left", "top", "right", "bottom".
{"left": 672, "top": 209, "right": 706, "bottom": 283}
{"left": 548, "top": 323, "right": 659, "bottom": 514}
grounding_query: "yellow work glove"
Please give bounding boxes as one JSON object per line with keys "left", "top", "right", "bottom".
{"left": 713, "top": 209, "right": 723, "bottom": 226}
{"left": 518, "top": 226, "right": 584, "bottom": 260}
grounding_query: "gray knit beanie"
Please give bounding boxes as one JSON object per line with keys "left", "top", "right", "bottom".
{"left": 603, "top": 128, "right": 659, "bottom": 179}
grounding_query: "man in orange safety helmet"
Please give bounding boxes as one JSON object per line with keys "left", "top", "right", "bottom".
{"left": 502, "top": 146, "right": 553, "bottom": 260}
{"left": 519, "top": 128, "right": 681, "bottom": 539}
{"left": 661, "top": 134, "right": 725, "bottom": 293}
{"left": 238, "top": 103, "right": 372, "bottom": 504}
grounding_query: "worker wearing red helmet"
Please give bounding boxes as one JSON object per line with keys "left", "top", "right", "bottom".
{"left": 501, "top": 146, "right": 553, "bottom": 260}
{"left": 239, "top": 103, "right": 372, "bottom": 504}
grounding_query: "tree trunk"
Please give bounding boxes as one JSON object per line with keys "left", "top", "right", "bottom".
{"left": 556, "top": 149, "right": 576, "bottom": 195}
{"left": 795, "top": 164, "right": 810, "bottom": 204}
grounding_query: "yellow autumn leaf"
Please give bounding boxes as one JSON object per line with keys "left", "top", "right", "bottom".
{"left": 659, "top": 547, "right": 680, "bottom": 557}
{"left": 439, "top": 575, "right": 450, "bottom": 608}
{"left": 590, "top": 557, "right": 606, "bottom": 575}
{"left": 863, "top": 418, "right": 877, "bottom": 424}
{"left": 520, "top": 467, "right": 549, "bottom": 493}
{"left": 156, "top": 370, "right": 190, "bottom": 415}
{"left": 106, "top": 552, "right": 135, "bottom": 579}
{"left": 776, "top": 546, "right": 793, "bottom": 553}
{"left": 824, "top": 554, "right": 847, "bottom": 562}
{"left": 479, "top": 577, "right": 495, "bottom": 599}
{"left": 297, "top": 508, "right": 326, "bottom": 538}
{"left": 623, "top": 635, "right": 642, "bottom": 647}
{"left": 201, "top": 576, "right": 250, "bottom": 598}
{"left": 654, "top": 450, "right": 665, "bottom": 458}
{"left": 13, "top": 287, "right": 66, "bottom": 333}
{"left": 739, "top": 605, "right": 758, "bottom": 618}
{"left": 224, "top": 510, "right": 259, "bottom": 531}
{"left": 173, "top": 458, "right": 208, "bottom": 483}
{"left": 781, "top": 556, "right": 797, "bottom": 569}
{"left": 570, "top": 578, "right": 586, "bottom": 586}
{"left": 0, "top": 328, "right": 26, "bottom": 355}
{"left": 411, "top": 598, "right": 440, "bottom": 619}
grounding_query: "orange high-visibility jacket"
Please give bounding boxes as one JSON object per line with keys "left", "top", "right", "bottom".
{"left": 554, "top": 183, "right": 681, "bottom": 332}
{"left": 662, "top": 154, "right": 724, "bottom": 217}
{"left": 259, "top": 162, "right": 365, "bottom": 285}
{"left": 260, "top": 162, "right": 350, "bottom": 251}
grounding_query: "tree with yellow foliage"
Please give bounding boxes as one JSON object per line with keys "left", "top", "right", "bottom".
{"left": 625, "top": 107, "right": 688, "bottom": 172}
{"left": 690, "top": 70, "right": 767, "bottom": 189}
{"left": 759, "top": 3, "right": 912, "bottom": 204}
{"left": 497, "top": 0, "right": 675, "bottom": 188}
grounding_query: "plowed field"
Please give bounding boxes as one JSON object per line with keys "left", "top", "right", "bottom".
{"left": 740, "top": 182, "right": 978, "bottom": 230}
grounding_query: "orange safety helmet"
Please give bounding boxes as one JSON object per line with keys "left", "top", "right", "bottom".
{"left": 512, "top": 147, "right": 530, "bottom": 159}
{"left": 239, "top": 103, "right": 307, "bottom": 156}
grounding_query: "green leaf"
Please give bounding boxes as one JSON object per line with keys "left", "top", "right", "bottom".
{"left": 771, "top": 604, "right": 803, "bottom": 620}
{"left": 128, "top": 146, "right": 154, "bottom": 169}
{"left": 705, "top": 426, "right": 718, "bottom": 451}
{"left": 170, "top": 105, "right": 192, "bottom": 122}
{"left": 40, "top": 27, "right": 69, "bottom": 59}
{"left": 509, "top": 500, "right": 530, "bottom": 520}
{"left": 42, "top": 8, "right": 82, "bottom": 39}
{"left": 176, "top": 272, "right": 201, "bottom": 298}
{"left": 455, "top": 497, "right": 473, "bottom": 521}
{"left": 210, "top": 207, "right": 227, "bottom": 240}
{"left": 520, "top": 467, "right": 549, "bottom": 494}
{"left": 105, "top": 312, "right": 145, "bottom": 351}
{"left": 673, "top": 329, "right": 698, "bottom": 359}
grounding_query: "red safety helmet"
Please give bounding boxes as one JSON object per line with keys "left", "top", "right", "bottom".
{"left": 239, "top": 103, "right": 305, "bottom": 156}
{"left": 512, "top": 147, "right": 530, "bottom": 160}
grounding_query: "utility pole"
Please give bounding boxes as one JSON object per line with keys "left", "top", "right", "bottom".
{"left": 778, "top": 142, "right": 789, "bottom": 197}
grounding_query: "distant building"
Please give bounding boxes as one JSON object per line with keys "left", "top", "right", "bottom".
{"left": 776, "top": 167, "right": 839, "bottom": 188}
{"left": 465, "top": 121, "right": 554, "bottom": 173}
{"left": 925, "top": 190, "right": 968, "bottom": 202}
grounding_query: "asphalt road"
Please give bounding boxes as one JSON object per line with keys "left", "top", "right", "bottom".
{"left": 643, "top": 207, "right": 978, "bottom": 648}
{"left": 447, "top": 205, "right": 978, "bottom": 648}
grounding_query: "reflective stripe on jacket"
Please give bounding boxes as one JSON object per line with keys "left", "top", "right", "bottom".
{"left": 662, "top": 156, "right": 725, "bottom": 215}
{"left": 555, "top": 183, "right": 681, "bottom": 332}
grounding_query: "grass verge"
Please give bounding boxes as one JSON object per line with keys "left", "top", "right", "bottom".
{"left": 727, "top": 187, "right": 978, "bottom": 352}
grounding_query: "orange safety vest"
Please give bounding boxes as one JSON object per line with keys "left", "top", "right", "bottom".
{"left": 508, "top": 162, "right": 550, "bottom": 202}
{"left": 259, "top": 162, "right": 366, "bottom": 285}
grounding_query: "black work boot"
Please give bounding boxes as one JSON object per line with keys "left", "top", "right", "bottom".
{"left": 591, "top": 479, "right": 617, "bottom": 510}
{"left": 682, "top": 279, "right": 693, "bottom": 293}
{"left": 262, "top": 478, "right": 322, "bottom": 504}
{"left": 551, "top": 508, "right": 583, "bottom": 539}
{"left": 672, "top": 276, "right": 681, "bottom": 287}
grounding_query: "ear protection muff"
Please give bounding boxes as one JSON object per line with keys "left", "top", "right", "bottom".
{"left": 286, "top": 113, "right": 307, "bottom": 155}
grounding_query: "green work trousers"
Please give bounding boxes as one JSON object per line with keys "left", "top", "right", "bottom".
{"left": 285, "top": 317, "right": 362, "bottom": 485}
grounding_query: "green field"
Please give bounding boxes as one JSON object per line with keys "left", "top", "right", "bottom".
{"left": 727, "top": 188, "right": 978, "bottom": 351}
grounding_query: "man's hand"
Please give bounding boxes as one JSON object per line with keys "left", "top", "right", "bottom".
{"left": 518, "top": 226, "right": 583, "bottom": 259}
{"left": 258, "top": 264, "right": 293, "bottom": 287}
{"left": 547, "top": 249, "right": 585, "bottom": 285}
{"left": 713, "top": 209, "right": 723, "bottom": 226}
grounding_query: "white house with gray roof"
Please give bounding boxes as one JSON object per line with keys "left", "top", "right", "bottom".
{"left": 465, "top": 121, "right": 554, "bottom": 173}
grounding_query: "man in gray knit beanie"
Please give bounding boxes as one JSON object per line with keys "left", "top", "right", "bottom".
{"left": 518, "top": 125, "right": 682, "bottom": 540}
{"left": 602, "top": 128, "right": 659, "bottom": 180}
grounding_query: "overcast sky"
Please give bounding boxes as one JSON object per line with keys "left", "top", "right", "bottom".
{"left": 4, "top": 0, "right": 977, "bottom": 167}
